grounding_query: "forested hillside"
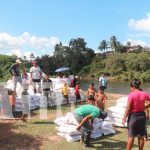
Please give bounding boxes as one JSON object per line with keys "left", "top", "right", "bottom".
{"left": 1, "top": 37, "right": 150, "bottom": 82}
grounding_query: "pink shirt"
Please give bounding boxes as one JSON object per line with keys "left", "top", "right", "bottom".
{"left": 128, "top": 90, "right": 150, "bottom": 113}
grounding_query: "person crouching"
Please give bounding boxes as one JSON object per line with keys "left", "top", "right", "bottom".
{"left": 74, "top": 95, "right": 101, "bottom": 147}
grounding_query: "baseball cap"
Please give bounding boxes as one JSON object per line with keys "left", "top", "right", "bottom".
{"left": 16, "top": 59, "right": 22, "bottom": 64}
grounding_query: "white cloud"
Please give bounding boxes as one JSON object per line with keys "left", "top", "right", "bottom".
{"left": 128, "top": 13, "right": 150, "bottom": 32}
{"left": 124, "top": 39, "right": 150, "bottom": 47}
{"left": 0, "top": 33, "right": 26, "bottom": 49}
{"left": 0, "top": 32, "right": 60, "bottom": 56}
{"left": 7, "top": 49, "right": 23, "bottom": 57}
{"left": 128, "top": 33, "right": 150, "bottom": 38}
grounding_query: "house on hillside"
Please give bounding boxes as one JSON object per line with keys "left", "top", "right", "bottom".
{"left": 126, "top": 45, "right": 143, "bottom": 52}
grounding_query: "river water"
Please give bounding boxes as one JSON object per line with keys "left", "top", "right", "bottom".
{"left": 80, "top": 80, "right": 150, "bottom": 95}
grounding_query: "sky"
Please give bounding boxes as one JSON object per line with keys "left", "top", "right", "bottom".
{"left": 0, "top": 0, "right": 150, "bottom": 58}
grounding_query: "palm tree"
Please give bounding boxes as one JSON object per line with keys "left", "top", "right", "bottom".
{"left": 126, "top": 41, "right": 131, "bottom": 47}
{"left": 98, "top": 40, "right": 108, "bottom": 53}
{"left": 110, "top": 36, "right": 118, "bottom": 52}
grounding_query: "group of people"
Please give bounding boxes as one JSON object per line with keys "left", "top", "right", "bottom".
{"left": 8, "top": 59, "right": 53, "bottom": 122}
{"left": 73, "top": 78, "right": 150, "bottom": 150}
{"left": 2, "top": 59, "right": 150, "bottom": 150}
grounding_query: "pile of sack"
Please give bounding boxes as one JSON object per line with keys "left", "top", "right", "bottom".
{"left": 54, "top": 112, "right": 116, "bottom": 142}
{"left": 106, "top": 97, "right": 128, "bottom": 127}
{"left": 5, "top": 78, "right": 86, "bottom": 112}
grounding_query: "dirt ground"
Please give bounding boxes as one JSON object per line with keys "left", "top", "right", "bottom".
{"left": 0, "top": 93, "right": 128, "bottom": 150}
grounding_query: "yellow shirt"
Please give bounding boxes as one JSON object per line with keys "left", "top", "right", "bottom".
{"left": 62, "top": 85, "right": 69, "bottom": 95}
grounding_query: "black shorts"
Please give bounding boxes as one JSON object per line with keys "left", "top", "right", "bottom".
{"left": 75, "top": 93, "right": 81, "bottom": 100}
{"left": 32, "top": 79, "right": 41, "bottom": 82}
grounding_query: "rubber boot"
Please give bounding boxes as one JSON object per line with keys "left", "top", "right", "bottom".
{"left": 84, "top": 132, "right": 91, "bottom": 147}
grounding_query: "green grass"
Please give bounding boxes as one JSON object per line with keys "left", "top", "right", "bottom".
{"left": 1, "top": 103, "right": 150, "bottom": 150}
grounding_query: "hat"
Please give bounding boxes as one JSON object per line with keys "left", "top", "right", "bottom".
{"left": 98, "top": 111, "right": 108, "bottom": 120}
{"left": 75, "top": 76, "right": 78, "bottom": 79}
{"left": 16, "top": 59, "right": 22, "bottom": 64}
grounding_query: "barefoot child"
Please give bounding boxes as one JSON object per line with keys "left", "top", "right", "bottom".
{"left": 95, "top": 87, "right": 107, "bottom": 111}
{"left": 86, "top": 83, "right": 97, "bottom": 99}
{"left": 75, "top": 82, "right": 81, "bottom": 103}
{"left": 62, "top": 83, "right": 69, "bottom": 104}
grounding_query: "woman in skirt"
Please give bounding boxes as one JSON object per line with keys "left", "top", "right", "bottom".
{"left": 122, "top": 79, "right": 150, "bottom": 150}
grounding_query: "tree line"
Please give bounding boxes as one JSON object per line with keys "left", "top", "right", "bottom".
{"left": 0, "top": 36, "right": 150, "bottom": 82}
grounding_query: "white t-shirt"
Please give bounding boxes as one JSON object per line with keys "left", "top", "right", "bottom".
{"left": 30, "top": 66, "right": 41, "bottom": 80}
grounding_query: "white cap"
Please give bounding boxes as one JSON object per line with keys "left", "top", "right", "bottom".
{"left": 75, "top": 76, "right": 78, "bottom": 79}
{"left": 16, "top": 59, "right": 22, "bottom": 64}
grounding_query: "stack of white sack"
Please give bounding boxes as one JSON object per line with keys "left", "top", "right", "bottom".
{"left": 54, "top": 112, "right": 116, "bottom": 142}
{"left": 15, "top": 93, "right": 42, "bottom": 112}
{"left": 6, "top": 78, "right": 86, "bottom": 112}
{"left": 106, "top": 97, "right": 128, "bottom": 127}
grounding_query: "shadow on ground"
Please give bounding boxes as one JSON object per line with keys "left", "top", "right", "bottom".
{"left": 0, "top": 121, "right": 43, "bottom": 150}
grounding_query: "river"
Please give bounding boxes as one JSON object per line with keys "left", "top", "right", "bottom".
{"left": 80, "top": 80, "right": 150, "bottom": 95}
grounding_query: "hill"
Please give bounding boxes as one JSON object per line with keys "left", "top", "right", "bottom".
{"left": 79, "top": 51, "right": 150, "bottom": 82}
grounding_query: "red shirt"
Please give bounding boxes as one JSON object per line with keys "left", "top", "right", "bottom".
{"left": 75, "top": 85, "right": 80, "bottom": 94}
{"left": 128, "top": 90, "right": 150, "bottom": 113}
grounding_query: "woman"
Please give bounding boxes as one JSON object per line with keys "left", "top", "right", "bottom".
{"left": 122, "top": 79, "right": 150, "bottom": 150}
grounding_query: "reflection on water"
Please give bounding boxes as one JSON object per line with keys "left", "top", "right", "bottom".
{"left": 80, "top": 80, "right": 150, "bottom": 95}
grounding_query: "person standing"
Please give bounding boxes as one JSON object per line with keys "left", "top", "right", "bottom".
{"left": 62, "top": 83, "right": 69, "bottom": 104}
{"left": 86, "top": 83, "right": 97, "bottom": 98}
{"left": 9, "top": 59, "right": 22, "bottom": 91}
{"left": 42, "top": 74, "right": 53, "bottom": 106}
{"left": 95, "top": 87, "right": 108, "bottom": 111}
{"left": 99, "top": 73, "right": 107, "bottom": 90}
{"left": 75, "top": 82, "right": 81, "bottom": 103}
{"left": 30, "top": 61, "right": 42, "bottom": 94}
{"left": 122, "top": 79, "right": 150, "bottom": 150}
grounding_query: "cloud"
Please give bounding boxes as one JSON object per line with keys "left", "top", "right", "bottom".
{"left": 124, "top": 39, "right": 150, "bottom": 47}
{"left": 128, "top": 33, "right": 150, "bottom": 38}
{"left": 0, "top": 33, "right": 26, "bottom": 49}
{"left": 7, "top": 49, "right": 23, "bottom": 57}
{"left": 128, "top": 13, "right": 150, "bottom": 32}
{"left": 0, "top": 32, "right": 59, "bottom": 56}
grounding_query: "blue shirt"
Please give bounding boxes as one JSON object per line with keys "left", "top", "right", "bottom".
{"left": 99, "top": 77, "right": 107, "bottom": 87}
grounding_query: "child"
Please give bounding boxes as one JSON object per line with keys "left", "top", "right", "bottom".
{"left": 22, "top": 69, "right": 28, "bottom": 81}
{"left": 86, "top": 83, "right": 97, "bottom": 99}
{"left": 62, "top": 83, "right": 69, "bottom": 104}
{"left": 95, "top": 87, "right": 107, "bottom": 111}
{"left": 8, "top": 90, "right": 16, "bottom": 117}
{"left": 75, "top": 82, "right": 81, "bottom": 104}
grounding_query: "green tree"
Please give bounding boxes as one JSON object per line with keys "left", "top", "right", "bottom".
{"left": 110, "top": 36, "right": 121, "bottom": 52}
{"left": 98, "top": 40, "right": 108, "bottom": 53}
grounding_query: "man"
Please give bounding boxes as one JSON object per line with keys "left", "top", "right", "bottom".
{"left": 42, "top": 74, "right": 53, "bottom": 106}
{"left": 9, "top": 59, "right": 22, "bottom": 91}
{"left": 30, "top": 60, "right": 42, "bottom": 94}
{"left": 99, "top": 73, "right": 107, "bottom": 90}
{"left": 74, "top": 95, "right": 101, "bottom": 147}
